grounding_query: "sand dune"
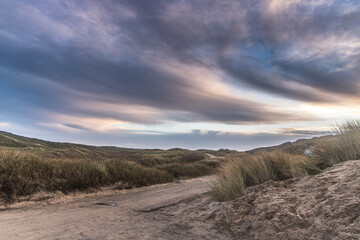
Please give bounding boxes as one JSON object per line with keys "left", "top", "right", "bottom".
{"left": 0, "top": 160, "right": 359, "bottom": 239}
{"left": 214, "top": 160, "right": 360, "bottom": 240}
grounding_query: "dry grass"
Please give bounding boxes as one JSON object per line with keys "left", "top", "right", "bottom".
{"left": 313, "top": 119, "right": 360, "bottom": 169}
{"left": 211, "top": 120, "right": 360, "bottom": 201}
{"left": 156, "top": 162, "right": 216, "bottom": 178}
{"left": 3, "top": 120, "right": 359, "bottom": 203}
{"left": 0, "top": 143, "right": 218, "bottom": 203}
{"left": 210, "top": 151, "right": 320, "bottom": 201}
{"left": 0, "top": 150, "right": 173, "bottom": 202}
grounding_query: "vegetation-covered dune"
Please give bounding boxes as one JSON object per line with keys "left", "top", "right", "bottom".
{"left": 213, "top": 160, "right": 360, "bottom": 239}
{"left": 211, "top": 120, "right": 360, "bottom": 201}
{"left": 1, "top": 121, "right": 359, "bottom": 239}
{"left": 1, "top": 120, "right": 358, "bottom": 205}
{"left": 0, "top": 131, "right": 217, "bottom": 203}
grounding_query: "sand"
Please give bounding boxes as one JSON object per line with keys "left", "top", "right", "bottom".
{"left": 0, "top": 176, "right": 230, "bottom": 240}
{"left": 0, "top": 160, "right": 359, "bottom": 239}
{"left": 215, "top": 160, "right": 360, "bottom": 240}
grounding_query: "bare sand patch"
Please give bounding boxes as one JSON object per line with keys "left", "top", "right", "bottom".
{"left": 215, "top": 160, "right": 360, "bottom": 240}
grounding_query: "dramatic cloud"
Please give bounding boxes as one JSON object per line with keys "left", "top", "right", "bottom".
{"left": 0, "top": 0, "right": 359, "bottom": 149}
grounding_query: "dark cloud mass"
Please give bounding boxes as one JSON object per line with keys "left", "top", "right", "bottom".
{"left": 123, "top": 0, "right": 360, "bottom": 100}
{"left": 0, "top": 0, "right": 359, "bottom": 148}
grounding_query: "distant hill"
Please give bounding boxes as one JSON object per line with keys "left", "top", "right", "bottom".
{"left": 0, "top": 130, "right": 209, "bottom": 162}
{"left": 0, "top": 129, "right": 336, "bottom": 203}
{"left": 0, "top": 130, "right": 334, "bottom": 155}
{"left": 0, "top": 130, "right": 216, "bottom": 202}
{"left": 0, "top": 130, "right": 139, "bottom": 152}
{"left": 246, "top": 135, "right": 334, "bottom": 155}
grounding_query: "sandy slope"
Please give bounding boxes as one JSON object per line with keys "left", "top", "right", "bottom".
{"left": 0, "top": 176, "right": 230, "bottom": 240}
{"left": 215, "top": 160, "right": 360, "bottom": 240}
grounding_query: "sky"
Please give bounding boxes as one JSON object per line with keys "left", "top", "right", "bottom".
{"left": 0, "top": 0, "right": 359, "bottom": 150}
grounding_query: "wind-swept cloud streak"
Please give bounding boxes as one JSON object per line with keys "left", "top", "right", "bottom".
{"left": 0, "top": 0, "right": 359, "bottom": 148}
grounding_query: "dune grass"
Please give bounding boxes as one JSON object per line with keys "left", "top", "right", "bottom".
{"left": 0, "top": 150, "right": 173, "bottom": 202}
{"left": 313, "top": 119, "right": 360, "bottom": 169}
{"left": 3, "top": 120, "right": 359, "bottom": 203}
{"left": 127, "top": 151, "right": 205, "bottom": 167}
{"left": 156, "top": 162, "right": 216, "bottom": 178}
{"left": 211, "top": 119, "right": 360, "bottom": 201}
{"left": 210, "top": 151, "right": 319, "bottom": 201}
{"left": 0, "top": 145, "right": 218, "bottom": 203}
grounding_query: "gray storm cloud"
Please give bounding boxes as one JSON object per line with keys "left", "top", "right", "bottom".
{"left": 0, "top": 0, "right": 359, "bottom": 126}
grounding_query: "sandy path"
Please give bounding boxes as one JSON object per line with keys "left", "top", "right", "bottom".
{"left": 0, "top": 176, "right": 230, "bottom": 240}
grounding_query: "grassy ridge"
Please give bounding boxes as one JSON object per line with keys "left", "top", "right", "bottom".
{"left": 2, "top": 119, "right": 356, "bottom": 203}
{"left": 211, "top": 120, "right": 360, "bottom": 201}
{"left": 0, "top": 132, "right": 219, "bottom": 203}
{"left": 0, "top": 150, "right": 216, "bottom": 203}
{"left": 0, "top": 150, "right": 173, "bottom": 202}
{"left": 246, "top": 135, "right": 333, "bottom": 155}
